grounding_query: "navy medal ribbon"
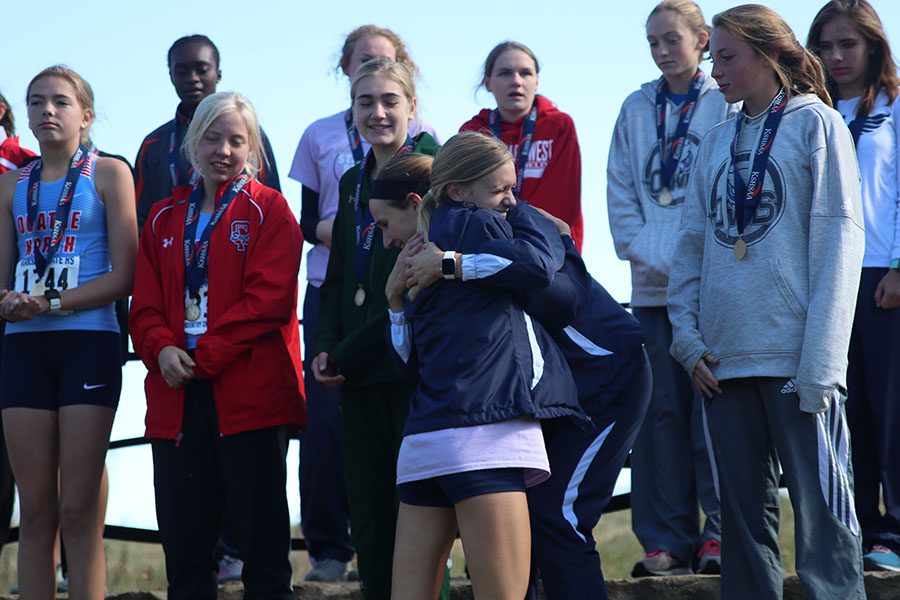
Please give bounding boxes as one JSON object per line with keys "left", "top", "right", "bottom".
{"left": 353, "top": 138, "right": 414, "bottom": 293}
{"left": 183, "top": 173, "right": 251, "bottom": 304}
{"left": 26, "top": 144, "right": 95, "bottom": 281}
{"left": 729, "top": 88, "right": 788, "bottom": 237}
{"left": 655, "top": 69, "right": 704, "bottom": 197}
{"left": 344, "top": 108, "right": 365, "bottom": 167}
{"left": 490, "top": 98, "right": 538, "bottom": 192}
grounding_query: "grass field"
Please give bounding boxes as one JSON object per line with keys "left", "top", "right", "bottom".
{"left": 0, "top": 499, "right": 798, "bottom": 593}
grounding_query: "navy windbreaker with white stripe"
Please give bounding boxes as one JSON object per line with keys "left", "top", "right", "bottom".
{"left": 403, "top": 202, "right": 583, "bottom": 436}
{"left": 481, "top": 202, "right": 646, "bottom": 407}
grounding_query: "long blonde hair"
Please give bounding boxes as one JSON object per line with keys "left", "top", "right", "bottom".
{"left": 417, "top": 132, "right": 512, "bottom": 237}
{"left": 713, "top": 4, "right": 832, "bottom": 106}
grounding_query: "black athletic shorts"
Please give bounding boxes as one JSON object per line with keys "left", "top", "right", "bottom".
{"left": 1, "top": 331, "right": 122, "bottom": 410}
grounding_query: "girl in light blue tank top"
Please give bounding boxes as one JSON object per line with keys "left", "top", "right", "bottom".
{"left": 0, "top": 66, "right": 137, "bottom": 598}
{"left": 7, "top": 151, "right": 118, "bottom": 333}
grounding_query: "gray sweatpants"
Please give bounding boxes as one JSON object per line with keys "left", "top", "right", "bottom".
{"left": 632, "top": 306, "right": 721, "bottom": 562}
{"left": 705, "top": 377, "right": 865, "bottom": 600}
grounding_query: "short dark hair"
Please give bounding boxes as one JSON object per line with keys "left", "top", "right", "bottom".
{"left": 167, "top": 35, "right": 220, "bottom": 69}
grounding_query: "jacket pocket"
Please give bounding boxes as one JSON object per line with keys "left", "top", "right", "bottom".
{"left": 771, "top": 258, "right": 807, "bottom": 320}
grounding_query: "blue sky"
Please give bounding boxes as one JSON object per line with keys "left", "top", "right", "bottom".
{"left": 4, "top": 0, "right": 898, "bottom": 528}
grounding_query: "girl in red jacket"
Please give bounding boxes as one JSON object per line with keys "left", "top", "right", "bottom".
{"left": 130, "top": 91, "right": 305, "bottom": 600}
{"left": 0, "top": 90, "right": 36, "bottom": 174}
{"left": 460, "top": 41, "right": 583, "bottom": 250}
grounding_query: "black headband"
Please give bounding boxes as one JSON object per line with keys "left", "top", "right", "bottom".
{"left": 370, "top": 179, "right": 430, "bottom": 202}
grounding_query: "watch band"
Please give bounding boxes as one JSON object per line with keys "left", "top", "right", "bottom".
{"left": 441, "top": 251, "right": 457, "bottom": 280}
{"left": 44, "top": 289, "right": 64, "bottom": 315}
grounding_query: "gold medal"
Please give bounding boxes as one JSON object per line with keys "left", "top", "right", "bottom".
{"left": 354, "top": 286, "right": 366, "bottom": 307}
{"left": 185, "top": 302, "right": 201, "bottom": 322}
{"left": 31, "top": 280, "right": 46, "bottom": 296}
{"left": 659, "top": 187, "right": 673, "bottom": 206}
{"left": 734, "top": 237, "right": 747, "bottom": 260}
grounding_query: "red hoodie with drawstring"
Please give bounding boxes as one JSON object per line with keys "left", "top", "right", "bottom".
{"left": 460, "top": 94, "right": 583, "bottom": 250}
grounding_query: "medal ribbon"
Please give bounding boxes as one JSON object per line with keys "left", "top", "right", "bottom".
{"left": 655, "top": 70, "right": 705, "bottom": 190}
{"left": 353, "top": 138, "right": 413, "bottom": 285}
{"left": 169, "top": 110, "right": 196, "bottom": 188}
{"left": 344, "top": 108, "right": 365, "bottom": 166}
{"left": 26, "top": 144, "right": 94, "bottom": 279}
{"left": 183, "top": 173, "right": 251, "bottom": 301}
{"left": 489, "top": 98, "right": 538, "bottom": 192}
{"left": 729, "top": 88, "right": 788, "bottom": 235}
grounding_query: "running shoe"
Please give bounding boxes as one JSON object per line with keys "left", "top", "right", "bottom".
{"left": 304, "top": 558, "right": 349, "bottom": 582}
{"left": 217, "top": 554, "right": 244, "bottom": 583}
{"left": 631, "top": 550, "right": 692, "bottom": 577}
{"left": 695, "top": 539, "right": 722, "bottom": 574}
{"left": 863, "top": 545, "right": 900, "bottom": 572}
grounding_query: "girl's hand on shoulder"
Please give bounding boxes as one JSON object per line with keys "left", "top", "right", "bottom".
{"left": 534, "top": 207, "right": 571, "bottom": 236}
{"left": 875, "top": 269, "right": 900, "bottom": 310}
{"left": 692, "top": 353, "right": 722, "bottom": 398}
{"left": 386, "top": 238, "right": 420, "bottom": 311}
{"left": 404, "top": 240, "right": 443, "bottom": 293}
{"left": 0, "top": 291, "right": 46, "bottom": 322}
{"left": 158, "top": 345, "right": 196, "bottom": 389}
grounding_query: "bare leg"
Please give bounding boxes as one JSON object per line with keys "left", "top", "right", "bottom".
{"left": 455, "top": 492, "right": 531, "bottom": 600}
{"left": 3, "top": 408, "right": 60, "bottom": 599}
{"left": 391, "top": 502, "right": 457, "bottom": 600}
{"left": 57, "top": 405, "right": 115, "bottom": 600}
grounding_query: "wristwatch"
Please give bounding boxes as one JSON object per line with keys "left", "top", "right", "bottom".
{"left": 441, "top": 251, "right": 457, "bottom": 280}
{"left": 44, "top": 289, "right": 64, "bottom": 315}
{"left": 891, "top": 258, "right": 900, "bottom": 272}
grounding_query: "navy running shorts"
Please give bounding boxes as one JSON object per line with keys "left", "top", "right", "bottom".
{"left": 398, "top": 467, "right": 526, "bottom": 508}
{"left": 1, "top": 331, "right": 122, "bottom": 410}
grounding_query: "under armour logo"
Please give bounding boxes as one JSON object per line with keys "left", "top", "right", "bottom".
{"left": 162, "top": 237, "right": 174, "bottom": 248}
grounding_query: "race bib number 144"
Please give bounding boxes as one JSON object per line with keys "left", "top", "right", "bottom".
{"left": 14, "top": 256, "right": 80, "bottom": 294}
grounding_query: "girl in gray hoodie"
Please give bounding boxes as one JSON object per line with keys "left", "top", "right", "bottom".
{"left": 607, "top": 0, "right": 734, "bottom": 577}
{"left": 668, "top": 5, "right": 865, "bottom": 599}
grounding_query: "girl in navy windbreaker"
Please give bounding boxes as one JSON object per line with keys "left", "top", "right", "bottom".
{"left": 393, "top": 156, "right": 652, "bottom": 600}
{"left": 376, "top": 133, "right": 581, "bottom": 599}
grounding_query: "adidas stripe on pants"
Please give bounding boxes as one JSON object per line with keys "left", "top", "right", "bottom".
{"left": 704, "top": 377, "right": 865, "bottom": 600}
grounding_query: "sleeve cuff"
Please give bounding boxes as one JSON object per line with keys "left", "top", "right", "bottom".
{"left": 461, "top": 254, "right": 513, "bottom": 281}
{"left": 389, "top": 313, "right": 412, "bottom": 364}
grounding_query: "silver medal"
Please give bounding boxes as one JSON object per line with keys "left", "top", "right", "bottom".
{"left": 354, "top": 287, "right": 366, "bottom": 307}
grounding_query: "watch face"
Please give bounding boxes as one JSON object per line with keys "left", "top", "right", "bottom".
{"left": 441, "top": 257, "right": 455, "bottom": 276}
